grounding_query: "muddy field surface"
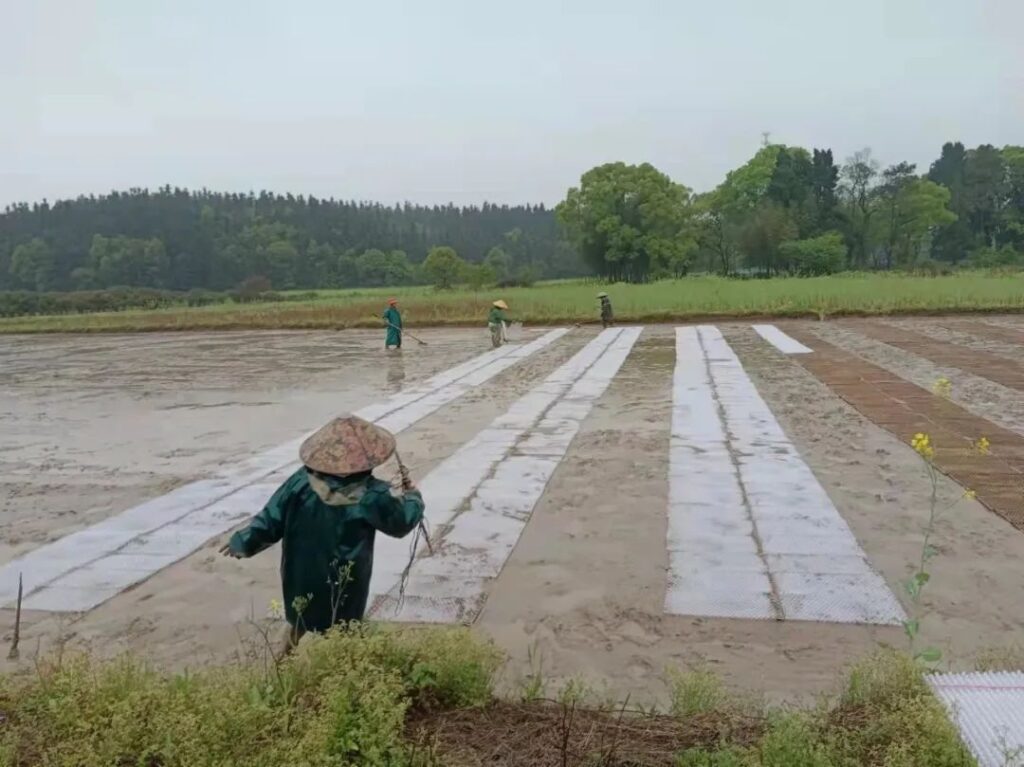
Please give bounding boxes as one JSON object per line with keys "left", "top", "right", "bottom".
{"left": 0, "top": 329, "right": 497, "bottom": 564}
{"left": 2, "top": 318, "right": 1024, "bottom": 702}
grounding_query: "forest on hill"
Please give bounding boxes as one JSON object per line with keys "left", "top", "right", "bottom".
{"left": 3, "top": 141, "right": 1022, "bottom": 294}
{"left": 0, "top": 194, "right": 576, "bottom": 292}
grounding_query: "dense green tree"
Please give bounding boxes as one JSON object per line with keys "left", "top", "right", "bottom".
{"left": 304, "top": 240, "right": 339, "bottom": 287}
{"left": 839, "top": 149, "right": 880, "bottom": 268}
{"left": 483, "top": 246, "right": 511, "bottom": 282}
{"left": 422, "top": 246, "right": 464, "bottom": 289}
{"left": 1002, "top": 146, "right": 1024, "bottom": 249}
{"left": 715, "top": 146, "right": 782, "bottom": 214}
{"left": 877, "top": 179, "right": 956, "bottom": 266}
{"left": 927, "top": 142, "right": 972, "bottom": 263}
{"left": 694, "top": 201, "right": 742, "bottom": 276}
{"left": 9, "top": 237, "right": 55, "bottom": 291}
{"left": 809, "top": 149, "right": 840, "bottom": 232}
{"left": 355, "top": 249, "right": 413, "bottom": 287}
{"left": 876, "top": 162, "right": 919, "bottom": 268}
{"left": 89, "top": 234, "right": 169, "bottom": 287}
{"left": 462, "top": 261, "right": 496, "bottom": 290}
{"left": 963, "top": 145, "right": 1009, "bottom": 249}
{"left": 387, "top": 250, "right": 414, "bottom": 285}
{"left": 767, "top": 147, "right": 813, "bottom": 209}
{"left": 739, "top": 202, "right": 798, "bottom": 275}
{"left": 556, "top": 162, "right": 694, "bottom": 282}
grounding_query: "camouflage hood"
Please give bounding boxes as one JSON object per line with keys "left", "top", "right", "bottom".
{"left": 306, "top": 470, "right": 370, "bottom": 507}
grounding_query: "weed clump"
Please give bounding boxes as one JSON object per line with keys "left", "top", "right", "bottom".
{"left": 0, "top": 634, "right": 974, "bottom": 766}
{"left": 0, "top": 624, "right": 498, "bottom": 766}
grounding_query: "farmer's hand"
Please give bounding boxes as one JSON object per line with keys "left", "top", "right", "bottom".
{"left": 219, "top": 543, "right": 242, "bottom": 558}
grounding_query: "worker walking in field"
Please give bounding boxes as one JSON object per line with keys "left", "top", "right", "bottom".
{"left": 598, "top": 292, "right": 614, "bottom": 328}
{"left": 488, "top": 299, "right": 509, "bottom": 348}
{"left": 220, "top": 415, "right": 424, "bottom": 657}
{"left": 382, "top": 298, "right": 402, "bottom": 350}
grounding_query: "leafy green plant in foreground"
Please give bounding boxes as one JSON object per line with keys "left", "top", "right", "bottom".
{"left": 0, "top": 625, "right": 499, "bottom": 767}
{"left": 0, "top": 631, "right": 977, "bottom": 766}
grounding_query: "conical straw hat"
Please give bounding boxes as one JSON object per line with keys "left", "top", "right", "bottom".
{"left": 299, "top": 415, "right": 396, "bottom": 475}
{"left": 493, "top": 300, "right": 508, "bottom": 309}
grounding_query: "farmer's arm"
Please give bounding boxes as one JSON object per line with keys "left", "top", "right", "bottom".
{"left": 224, "top": 473, "right": 299, "bottom": 557}
{"left": 362, "top": 484, "right": 424, "bottom": 538}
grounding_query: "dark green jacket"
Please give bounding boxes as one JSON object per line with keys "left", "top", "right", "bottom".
{"left": 228, "top": 468, "right": 424, "bottom": 631}
{"left": 488, "top": 306, "right": 507, "bottom": 325}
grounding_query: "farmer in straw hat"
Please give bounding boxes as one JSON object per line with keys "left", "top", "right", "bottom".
{"left": 488, "top": 299, "right": 509, "bottom": 348}
{"left": 597, "top": 292, "right": 613, "bottom": 328}
{"left": 220, "top": 415, "right": 424, "bottom": 655}
{"left": 382, "top": 298, "right": 402, "bottom": 350}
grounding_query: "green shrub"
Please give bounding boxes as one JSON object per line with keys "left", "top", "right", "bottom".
{"left": 0, "top": 287, "right": 227, "bottom": 317}
{"left": 759, "top": 713, "right": 834, "bottom": 767}
{"left": 669, "top": 664, "right": 730, "bottom": 717}
{"left": 778, "top": 232, "right": 847, "bottom": 276}
{"left": 967, "top": 244, "right": 1024, "bottom": 269}
{"left": 827, "top": 650, "right": 974, "bottom": 766}
{"left": 0, "top": 625, "right": 499, "bottom": 767}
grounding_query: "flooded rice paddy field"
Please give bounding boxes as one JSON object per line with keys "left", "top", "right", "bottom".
{"left": 2, "top": 319, "right": 1023, "bottom": 703}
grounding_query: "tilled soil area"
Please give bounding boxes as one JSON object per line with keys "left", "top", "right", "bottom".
{"left": 785, "top": 325, "right": 1024, "bottom": 531}
{"left": 2, "top": 319, "right": 1024, "bottom": 702}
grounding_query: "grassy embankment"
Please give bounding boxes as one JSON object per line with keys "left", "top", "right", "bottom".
{"left": 2, "top": 272, "right": 1024, "bottom": 333}
{"left": 0, "top": 624, "right": 995, "bottom": 766}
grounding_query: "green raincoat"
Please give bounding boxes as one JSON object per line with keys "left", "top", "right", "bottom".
{"left": 487, "top": 306, "right": 508, "bottom": 347}
{"left": 487, "top": 306, "right": 507, "bottom": 326}
{"left": 383, "top": 306, "right": 402, "bottom": 348}
{"left": 228, "top": 468, "right": 424, "bottom": 631}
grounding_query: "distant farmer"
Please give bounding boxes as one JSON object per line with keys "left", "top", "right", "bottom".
{"left": 382, "top": 298, "right": 402, "bottom": 349}
{"left": 220, "top": 415, "right": 424, "bottom": 656}
{"left": 488, "top": 300, "right": 509, "bottom": 348}
{"left": 598, "top": 292, "right": 614, "bottom": 328}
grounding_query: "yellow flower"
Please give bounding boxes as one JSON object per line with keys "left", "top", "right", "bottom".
{"left": 932, "top": 377, "right": 952, "bottom": 398}
{"left": 963, "top": 489, "right": 977, "bottom": 500}
{"left": 911, "top": 432, "right": 934, "bottom": 459}
{"left": 974, "top": 437, "right": 991, "bottom": 456}
{"left": 268, "top": 598, "right": 285, "bottom": 620}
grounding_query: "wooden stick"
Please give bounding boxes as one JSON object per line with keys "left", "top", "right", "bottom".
{"left": 382, "top": 319, "right": 427, "bottom": 346}
{"left": 393, "top": 448, "right": 432, "bottom": 553}
{"left": 7, "top": 573, "right": 22, "bottom": 661}
{"left": 393, "top": 448, "right": 434, "bottom": 609}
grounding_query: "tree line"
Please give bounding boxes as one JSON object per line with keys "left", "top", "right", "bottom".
{"left": 4, "top": 141, "right": 1023, "bottom": 293}
{"left": 0, "top": 190, "right": 580, "bottom": 292}
{"left": 556, "top": 142, "right": 1024, "bottom": 280}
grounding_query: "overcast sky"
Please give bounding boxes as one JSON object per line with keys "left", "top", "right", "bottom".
{"left": 2, "top": 0, "right": 1021, "bottom": 208}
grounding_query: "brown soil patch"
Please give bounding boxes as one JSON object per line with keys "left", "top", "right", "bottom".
{"left": 852, "top": 320, "right": 1024, "bottom": 391}
{"left": 785, "top": 327, "right": 1024, "bottom": 531}
{"left": 407, "top": 701, "right": 763, "bottom": 767}
{"left": 943, "top": 320, "right": 1024, "bottom": 346}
